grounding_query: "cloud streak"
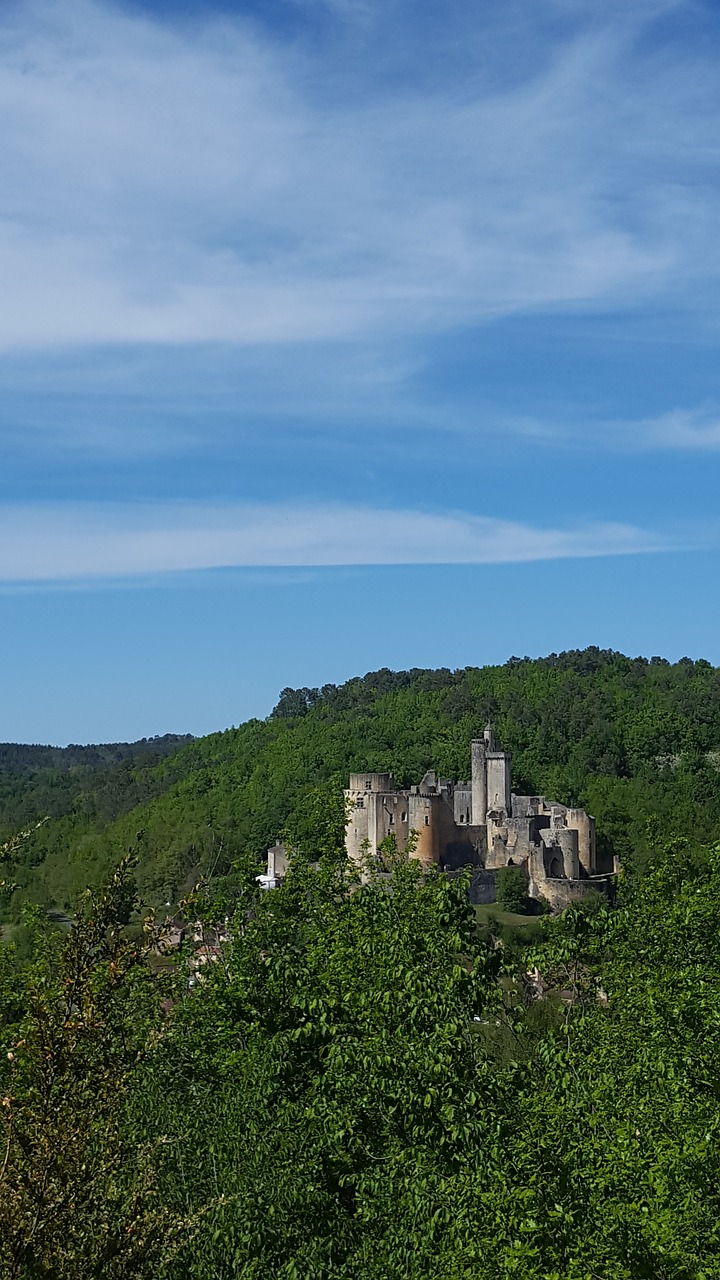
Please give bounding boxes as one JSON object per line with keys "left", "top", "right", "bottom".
{"left": 507, "top": 404, "right": 720, "bottom": 454}
{"left": 0, "top": 502, "right": 666, "bottom": 581}
{"left": 631, "top": 406, "right": 720, "bottom": 451}
{"left": 0, "top": 0, "right": 718, "bottom": 350}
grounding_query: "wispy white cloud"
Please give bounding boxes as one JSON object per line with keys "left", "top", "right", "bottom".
{"left": 0, "top": 340, "right": 427, "bottom": 457}
{"left": 0, "top": 501, "right": 666, "bottom": 581}
{"left": 0, "top": 0, "right": 717, "bottom": 350}
{"left": 498, "top": 403, "right": 720, "bottom": 453}
{"left": 631, "top": 406, "right": 720, "bottom": 450}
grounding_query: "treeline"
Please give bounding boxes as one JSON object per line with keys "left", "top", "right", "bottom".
{"left": 5, "top": 648, "right": 720, "bottom": 919}
{"left": 0, "top": 733, "right": 194, "bottom": 776}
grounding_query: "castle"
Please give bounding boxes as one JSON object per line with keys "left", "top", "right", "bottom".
{"left": 344, "top": 726, "right": 615, "bottom": 910}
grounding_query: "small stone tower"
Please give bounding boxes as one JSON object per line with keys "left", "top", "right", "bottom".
{"left": 484, "top": 723, "right": 511, "bottom": 817}
{"left": 470, "top": 738, "right": 487, "bottom": 825}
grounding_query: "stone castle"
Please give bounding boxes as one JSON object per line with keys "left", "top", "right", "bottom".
{"left": 344, "top": 725, "right": 615, "bottom": 910}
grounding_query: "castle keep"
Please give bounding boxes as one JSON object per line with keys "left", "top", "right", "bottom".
{"left": 345, "top": 726, "right": 613, "bottom": 909}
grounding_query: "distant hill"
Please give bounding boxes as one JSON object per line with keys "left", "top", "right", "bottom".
{"left": 0, "top": 735, "right": 194, "bottom": 900}
{"left": 2, "top": 648, "right": 720, "bottom": 919}
{"left": 0, "top": 735, "right": 194, "bottom": 776}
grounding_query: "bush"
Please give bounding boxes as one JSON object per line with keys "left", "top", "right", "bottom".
{"left": 495, "top": 864, "right": 528, "bottom": 914}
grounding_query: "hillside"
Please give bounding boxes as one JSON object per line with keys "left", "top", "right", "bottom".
{"left": 0, "top": 734, "right": 194, "bottom": 833}
{"left": 3, "top": 647, "right": 720, "bottom": 919}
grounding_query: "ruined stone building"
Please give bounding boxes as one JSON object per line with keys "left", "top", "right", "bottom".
{"left": 344, "top": 726, "right": 614, "bottom": 909}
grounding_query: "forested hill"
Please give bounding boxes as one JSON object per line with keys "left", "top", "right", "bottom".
{"left": 0, "top": 734, "right": 193, "bottom": 833}
{"left": 3, "top": 647, "right": 720, "bottom": 919}
{"left": 0, "top": 734, "right": 194, "bottom": 776}
{"left": 0, "top": 735, "right": 194, "bottom": 903}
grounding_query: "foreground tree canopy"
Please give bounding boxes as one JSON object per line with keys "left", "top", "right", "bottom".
{"left": 2, "top": 830, "right": 720, "bottom": 1278}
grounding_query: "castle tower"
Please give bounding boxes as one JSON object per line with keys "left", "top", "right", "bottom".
{"left": 555, "top": 827, "right": 580, "bottom": 879}
{"left": 470, "top": 739, "right": 487, "bottom": 826}
{"left": 565, "top": 808, "right": 596, "bottom": 875}
{"left": 484, "top": 724, "right": 511, "bottom": 818}
{"left": 345, "top": 772, "right": 394, "bottom": 869}
{"left": 407, "top": 792, "right": 440, "bottom": 868}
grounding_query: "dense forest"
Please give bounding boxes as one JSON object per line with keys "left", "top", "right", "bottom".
{"left": 3, "top": 648, "right": 720, "bottom": 1276}
{"left": 3, "top": 647, "right": 720, "bottom": 922}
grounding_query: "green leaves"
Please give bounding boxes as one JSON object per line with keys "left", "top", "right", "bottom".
{"left": 7, "top": 693, "right": 720, "bottom": 1276}
{"left": 0, "top": 852, "right": 179, "bottom": 1278}
{"left": 129, "top": 855, "right": 511, "bottom": 1276}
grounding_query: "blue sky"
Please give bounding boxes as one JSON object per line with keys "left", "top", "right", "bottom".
{"left": 2, "top": 0, "right": 720, "bottom": 743}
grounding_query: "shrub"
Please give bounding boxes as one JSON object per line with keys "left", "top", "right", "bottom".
{"left": 496, "top": 864, "right": 528, "bottom": 914}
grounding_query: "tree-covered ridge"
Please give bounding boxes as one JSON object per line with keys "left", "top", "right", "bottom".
{"left": 0, "top": 734, "right": 194, "bottom": 837}
{"left": 0, "top": 733, "right": 194, "bottom": 776}
{"left": 4, "top": 647, "right": 720, "bottom": 919}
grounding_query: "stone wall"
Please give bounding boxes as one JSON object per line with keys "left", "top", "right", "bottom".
{"left": 453, "top": 784, "right": 473, "bottom": 826}
{"left": 471, "top": 739, "right": 487, "bottom": 824}
{"left": 345, "top": 790, "right": 370, "bottom": 867}
{"left": 267, "top": 841, "right": 289, "bottom": 880}
{"left": 343, "top": 733, "right": 607, "bottom": 911}
{"left": 407, "top": 792, "right": 441, "bottom": 867}
{"left": 486, "top": 751, "right": 512, "bottom": 814}
{"left": 541, "top": 876, "right": 613, "bottom": 912}
{"left": 466, "top": 868, "right": 500, "bottom": 904}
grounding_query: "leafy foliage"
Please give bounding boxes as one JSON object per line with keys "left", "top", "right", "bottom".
{"left": 0, "top": 854, "right": 180, "bottom": 1278}
{"left": 133, "top": 855, "right": 503, "bottom": 1278}
{"left": 5, "top": 652, "right": 720, "bottom": 1269}
{"left": 3, "top": 822, "right": 720, "bottom": 1273}
{"left": 495, "top": 864, "right": 528, "bottom": 913}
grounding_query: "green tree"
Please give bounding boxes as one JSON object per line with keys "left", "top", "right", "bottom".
{"left": 0, "top": 854, "right": 180, "bottom": 1278}
{"left": 495, "top": 864, "right": 527, "bottom": 914}
{"left": 132, "top": 855, "right": 506, "bottom": 1278}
